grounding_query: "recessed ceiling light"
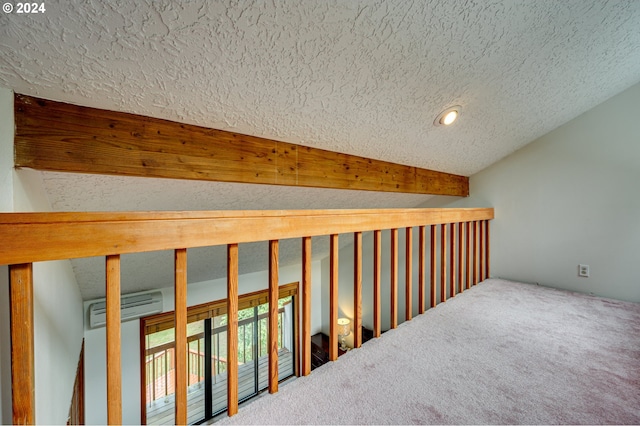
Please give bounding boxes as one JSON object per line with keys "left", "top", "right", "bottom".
{"left": 434, "top": 106, "right": 462, "bottom": 127}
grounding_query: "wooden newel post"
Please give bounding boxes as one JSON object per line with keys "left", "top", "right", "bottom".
{"left": 301, "top": 237, "right": 312, "bottom": 376}
{"left": 353, "top": 232, "right": 362, "bottom": 348}
{"left": 405, "top": 227, "right": 413, "bottom": 321}
{"left": 329, "top": 234, "right": 339, "bottom": 361}
{"left": 173, "top": 249, "right": 188, "bottom": 424}
{"left": 227, "top": 244, "right": 239, "bottom": 416}
{"left": 418, "top": 226, "right": 426, "bottom": 314}
{"left": 268, "top": 240, "right": 279, "bottom": 393}
{"left": 373, "top": 230, "right": 382, "bottom": 338}
{"left": 106, "top": 255, "right": 122, "bottom": 425}
{"left": 390, "top": 228, "right": 398, "bottom": 329}
{"left": 10, "top": 263, "right": 35, "bottom": 425}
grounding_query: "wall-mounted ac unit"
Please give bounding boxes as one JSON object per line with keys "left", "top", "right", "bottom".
{"left": 88, "top": 290, "right": 163, "bottom": 329}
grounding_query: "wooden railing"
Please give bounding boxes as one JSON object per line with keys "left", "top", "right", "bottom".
{"left": 0, "top": 207, "right": 493, "bottom": 424}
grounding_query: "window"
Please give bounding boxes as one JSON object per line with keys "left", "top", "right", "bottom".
{"left": 141, "top": 283, "right": 298, "bottom": 424}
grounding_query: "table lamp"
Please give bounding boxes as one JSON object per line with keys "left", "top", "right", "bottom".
{"left": 337, "top": 317, "right": 351, "bottom": 351}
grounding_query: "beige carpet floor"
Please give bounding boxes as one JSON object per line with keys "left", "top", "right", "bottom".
{"left": 215, "top": 279, "right": 640, "bottom": 425}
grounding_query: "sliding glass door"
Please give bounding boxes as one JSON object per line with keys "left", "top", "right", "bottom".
{"left": 142, "top": 291, "right": 296, "bottom": 425}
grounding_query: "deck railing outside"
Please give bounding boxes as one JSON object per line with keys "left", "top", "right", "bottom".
{"left": 1, "top": 207, "right": 493, "bottom": 424}
{"left": 144, "top": 308, "right": 285, "bottom": 404}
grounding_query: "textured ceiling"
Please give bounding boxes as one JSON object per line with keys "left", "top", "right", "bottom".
{"left": 2, "top": 0, "right": 640, "bottom": 299}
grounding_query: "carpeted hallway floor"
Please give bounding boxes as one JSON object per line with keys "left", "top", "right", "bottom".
{"left": 215, "top": 279, "right": 640, "bottom": 425}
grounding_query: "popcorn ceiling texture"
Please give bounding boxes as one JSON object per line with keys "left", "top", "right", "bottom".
{"left": 2, "top": 0, "right": 640, "bottom": 298}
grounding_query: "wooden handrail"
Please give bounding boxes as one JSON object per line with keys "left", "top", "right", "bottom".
{"left": 0, "top": 208, "right": 493, "bottom": 265}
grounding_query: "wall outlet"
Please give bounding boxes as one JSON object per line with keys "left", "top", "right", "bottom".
{"left": 578, "top": 264, "right": 590, "bottom": 277}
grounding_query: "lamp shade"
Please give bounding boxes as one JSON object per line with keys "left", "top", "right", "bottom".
{"left": 337, "top": 317, "right": 351, "bottom": 337}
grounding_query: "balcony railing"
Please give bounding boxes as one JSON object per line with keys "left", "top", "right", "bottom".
{"left": 0, "top": 207, "right": 493, "bottom": 424}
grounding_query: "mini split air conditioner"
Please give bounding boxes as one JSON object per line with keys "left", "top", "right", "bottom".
{"left": 88, "top": 290, "right": 163, "bottom": 329}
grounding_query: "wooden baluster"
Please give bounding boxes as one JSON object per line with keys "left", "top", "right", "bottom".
{"left": 9, "top": 263, "right": 35, "bottom": 425}
{"left": 301, "top": 236, "right": 312, "bottom": 376}
{"left": 227, "top": 244, "right": 239, "bottom": 416}
{"left": 465, "top": 222, "right": 471, "bottom": 290}
{"left": 174, "top": 249, "right": 187, "bottom": 424}
{"left": 390, "top": 229, "right": 398, "bottom": 329}
{"left": 197, "top": 340, "right": 201, "bottom": 383}
{"left": 353, "top": 232, "right": 362, "bottom": 348}
{"left": 373, "top": 230, "right": 382, "bottom": 337}
{"left": 473, "top": 221, "right": 479, "bottom": 285}
{"left": 449, "top": 223, "right": 456, "bottom": 298}
{"left": 430, "top": 225, "right": 437, "bottom": 308}
{"left": 440, "top": 224, "right": 447, "bottom": 303}
{"left": 268, "top": 240, "right": 279, "bottom": 393}
{"left": 151, "top": 355, "right": 155, "bottom": 405}
{"left": 405, "top": 227, "right": 413, "bottom": 321}
{"left": 329, "top": 234, "right": 339, "bottom": 361}
{"left": 106, "top": 255, "right": 122, "bottom": 425}
{"left": 479, "top": 220, "right": 485, "bottom": 282}
{"left": 187, "top": 349, "right": 192, "bottom": 386}
{"left": 418, "top": 226, "right": 426, "bottom": 314}
{"left": 458, "top": 222, "right": 463, "bottom": 294}
{"left": 293, "top": 283, "right": 300, "bottom": 378}
{"left": 485, "top": 221, "right": 491, "bottom": 280}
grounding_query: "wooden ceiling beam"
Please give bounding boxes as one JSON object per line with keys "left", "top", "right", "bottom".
{"left": 14, "top": 94, "right": 469, "bottom": 196}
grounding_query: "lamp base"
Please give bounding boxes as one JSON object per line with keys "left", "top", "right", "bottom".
{"left": 339, "top": 336, "right": 350, "bottom": 351}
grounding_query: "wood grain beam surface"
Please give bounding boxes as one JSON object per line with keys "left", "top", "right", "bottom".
{"left": 14, "top": 94, "right": 469, "bottom": 196}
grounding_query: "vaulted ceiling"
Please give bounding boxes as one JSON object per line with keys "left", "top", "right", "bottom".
{"left": 2, "top": 0, "right": 640, "bottom": 299}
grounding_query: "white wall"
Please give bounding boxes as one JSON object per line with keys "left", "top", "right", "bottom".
{"left": 0, "top": 87, "right": 14, "bottom": 425}
{"left": 84, "top": 259, "right": 323, "bottom": 425}
{"left": 421, "top": 82, "right": 640, "bottom": 302}
{"left": 0, "top": 89, "right": 12, "bottom": 211}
